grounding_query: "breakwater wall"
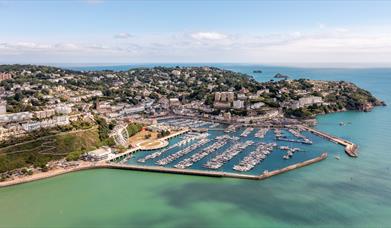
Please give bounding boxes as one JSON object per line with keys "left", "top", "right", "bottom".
{"left": 300, "top": 125, "right": 358, "bottom": 157}
{"left": 0, "top": 153, "right": 328, "bottom": 188}
{"left": 257, "top": 153, "right": 328, "bottom": 179}
{"left": 105, "top": 152, "right": 328, "bottom": 180}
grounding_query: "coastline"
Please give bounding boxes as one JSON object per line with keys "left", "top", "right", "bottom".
{"left": 0, "top": 153, "right": 328, "bottom": 188}
{"left": 0, "top": 161, "right": 106, "bottom": 188}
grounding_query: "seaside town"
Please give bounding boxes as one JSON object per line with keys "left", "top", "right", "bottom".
{"left": 0, "top": 64, "right": 385, "bottom": 186}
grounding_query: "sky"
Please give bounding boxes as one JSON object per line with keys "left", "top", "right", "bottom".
{"left": 1, "top": 0, "right": 391, "bottom": 67}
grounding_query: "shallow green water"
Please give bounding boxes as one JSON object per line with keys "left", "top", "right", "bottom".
{"left": 1, "top": 66, "right": 390, "bottom": 227}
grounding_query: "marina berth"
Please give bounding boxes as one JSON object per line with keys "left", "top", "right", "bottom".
{"left": 255, "top": 128, "right": 269, "bottom": 138}
{"left": 204, "top": 140, "right": 254, "bottom": 169}
{"left": 274, "top": 128, "right": 313, "bottom": 144}
{"left": 209, "top": 123, "right": 220, "bottom": 128}
{"left": 233, "top": 142, "right": 276, "bottom": 172}
{"left": 137, "top": 132, "right": 208, "bottom": 163}
{"left": 174, "top": 135, "right": 231, "bottom": 169}
{"left": 287, "top": 129, "right": 313, "bottom": 144}
{"left": 240, "top": 127, "right": 254, "bottom": 137}
{"left": 224, "top": 124, "right": 237, "bottom": 133}
{"left": 274, "top": 128, "right": 283, "bottom": 138}
{"left": 156, "top": 138, "right": 210, "bottom": 166}
{"left": 279, "top": 146, "right": 301, "bottom": 160}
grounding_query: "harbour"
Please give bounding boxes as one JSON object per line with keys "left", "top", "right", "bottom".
{"left": 114, "top": 116, "right": 350, "bottom": 178}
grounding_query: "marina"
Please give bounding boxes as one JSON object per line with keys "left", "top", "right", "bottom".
{"left": 114, "top": 117, "right": 354, "bottom": 178}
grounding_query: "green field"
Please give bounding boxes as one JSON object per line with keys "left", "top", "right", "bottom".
{"left": 0, "top": 128, "right": 101, "bottom": 173}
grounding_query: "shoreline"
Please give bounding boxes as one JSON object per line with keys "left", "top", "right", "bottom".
{"left": 0, "top": 153, "right": 327, "bottom": 188}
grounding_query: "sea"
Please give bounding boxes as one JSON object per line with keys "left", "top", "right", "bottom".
{"left": 0, "top": 64, "right": 390, "bottom": 227}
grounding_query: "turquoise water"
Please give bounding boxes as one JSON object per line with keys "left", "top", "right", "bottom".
{"left": 0, "top": 65, "right": 390, "bottom": 227}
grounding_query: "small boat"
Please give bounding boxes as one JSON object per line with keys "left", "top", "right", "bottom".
{"left": 339, "top": 122, "right": 345, "bottom": 126}
{"left": 335, "top": 155, "right": 340, "bottom": 160}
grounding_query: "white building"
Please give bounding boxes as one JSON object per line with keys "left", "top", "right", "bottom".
{"left": 55, "top": 104, "right": 72, "bottom": 115}
{"left": 233, "top": 100, "right": 244, "bottom": 109}
{"left": 22, "top": 115, "right": 70, "bottom": 132}
{"left": 171, "top": 70, "right": 181, "bottom": 76}
{"left": 291, "top": 96, "right": 323, "bottom": 109}
{"left": 86, "top": 146, "right": 113, "bottom": 161}
{"left": 249, "top": 102, "right": 265, "bottom": 110}
{"left": 120, "top": 105, "right": 145, "bottom": 115}
{"left": 0, "top": 112, "right": 33, "bottom": 123}
{"left": 34, "top": 109, "right": 56, "bottom": 119}
{"left": 169, "top": 98, "right": 181, "bottom": 107}
{"left": 237, "top": 93, "right": 247, "bottom": 100}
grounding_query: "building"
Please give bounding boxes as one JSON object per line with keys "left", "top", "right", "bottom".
{"left": 171, "top": 70, "right": 181, "bottom": 76}
{"left": 233, "top": 100, "right": 244, "bottom": 109}
{"left": 223, "top": 112, "right": 231, "bottom": 120}
{"left": 55, "top": 104, "right": 72, "bottom": 115}
{"left": 237, "top": 93, "right": 247, "bottom": 100}
{"left": 0, "top": 72, "right": 12, "bottom": 81}
{"left": 0, "top": 100, "right": 6, "bottom": 115}
{"left": 213, "top": 102, "right": 231, "bottom": 109}
{"left": 34, "top": 109, "right": 56, "bottom": 119}
{"left": 256, "top": 89, "right": 269, "bottom": 95}
{"left": 120, "top": 105, "right": 145, "bottom": 115}
{"left": 240, "top": 88, "right": 249, "bottom": 94}
{"left": 169, "top": 98, "right": 181, "bottom": 107}
{"left": 21, "top": 115, "right": 70, "bottom": 132}
{"left": 214, "top": 92, "right": 234, "bottom": 102}
{"left": 249, "top": 102, "right": 265, "bottom": 110}
{"left": 96, "top": 101, "right": 112, "bottom": 113}
{"left": 86, "top": 146, "right": 113, "bottom": 161}
{"left": 291, "top": 96, "right": 323, "bottom": 110}
{"left": 0, "top": 112, "right": 33, "bottom": 123}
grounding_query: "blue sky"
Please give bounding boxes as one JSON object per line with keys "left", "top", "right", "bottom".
{"left": 1, "top": 0, "right": 391, "bottom": 66}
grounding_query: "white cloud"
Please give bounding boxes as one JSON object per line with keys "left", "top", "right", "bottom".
{"left": 114, "top": 32, "right": 133, "bottom": 39}
{"left": 190, "top": 32, "right": 228, "bottom": 41}
{"left": 2, "top": 27, "right": 391, "bottom": 66}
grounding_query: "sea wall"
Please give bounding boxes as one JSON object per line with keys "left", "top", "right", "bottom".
{"left": 0, "top": 153, "right": 328, "bottom": 188}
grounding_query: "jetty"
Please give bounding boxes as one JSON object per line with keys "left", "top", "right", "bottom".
{"left": 300, "top": 125, "right": 358, "bottom": 157}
